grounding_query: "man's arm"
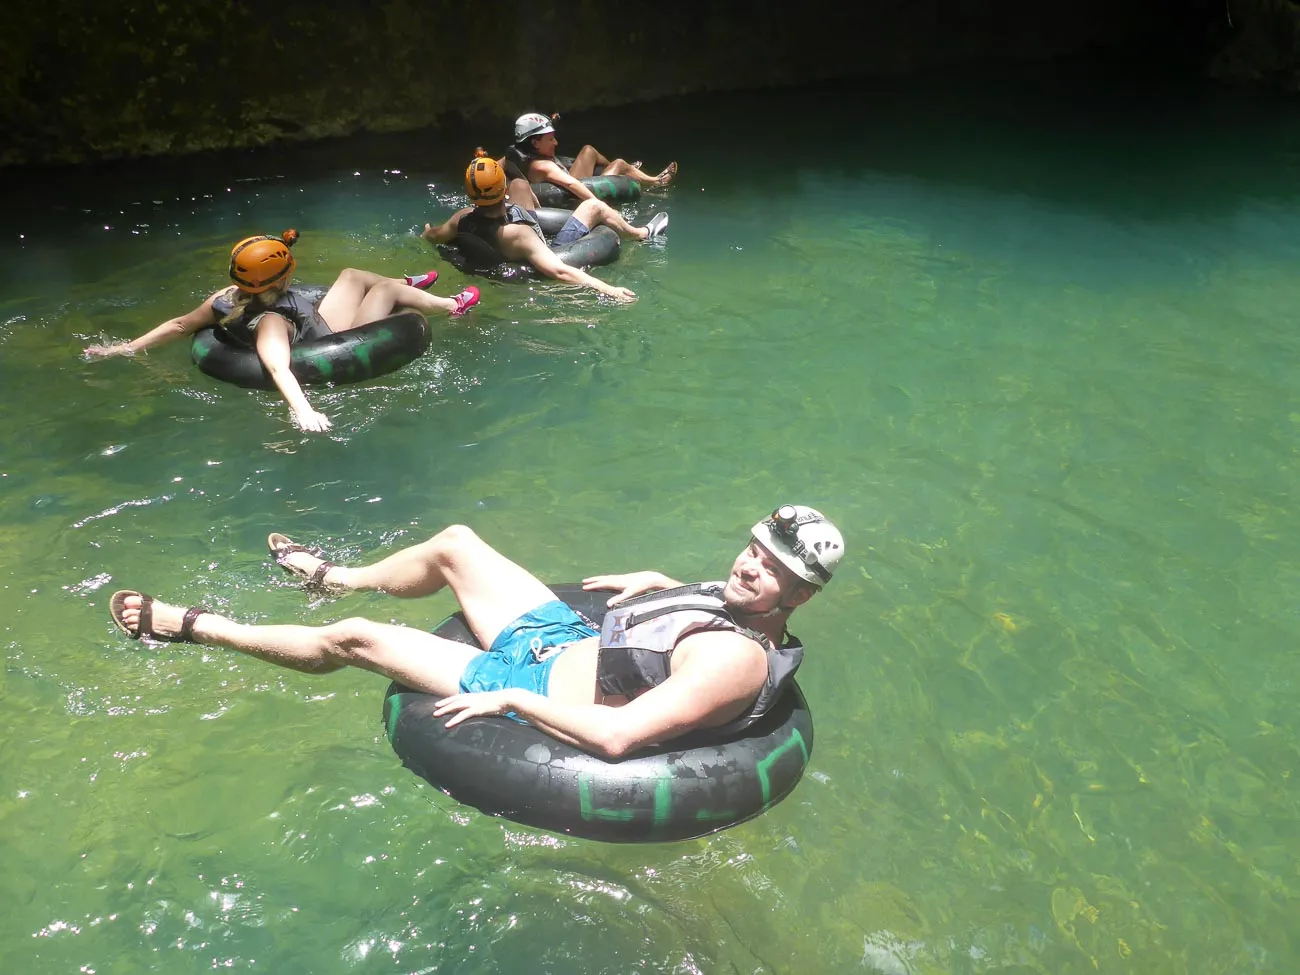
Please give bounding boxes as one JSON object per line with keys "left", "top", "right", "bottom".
{"left": 530, "top": 159, "right": 595, "bottom": 201}
{"left": 433, "top": 632, "right": 767, "bottom": 758}
{"left": 501, "top": 227, "right": 637, "bottom": 302}
{"left": 421, "top": 208, "right": 470, "bottom": 245}
{"left": 581, "top": 571, "right": 683, "bottom": 606}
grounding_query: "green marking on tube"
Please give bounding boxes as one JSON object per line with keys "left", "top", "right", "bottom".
{"left": 384, "top": 696, "right": 402, "bottom": 744}
{"left": 305, "top": 353, "right": 336, "bottom": 377}
{"left": 578, "top": 773, "right": 635, "bottom": 821}
{"left": 695, "top": 808, "right": 737, "bottom": 822}
{"left": 652, "top": 777, "right": 673, "bottom": 826}
{"left": 577, "top": 771, "right": 676, "bottom": 826}
{"left": 754, "top": 728, "right": 809, "bottom": 807}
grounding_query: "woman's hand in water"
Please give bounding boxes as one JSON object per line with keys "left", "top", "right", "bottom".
{"left": 84, "top": 342, "right": 132, "bottom": 358}
{"left": 293, "top": 407, "right": 333, "bottom": 432}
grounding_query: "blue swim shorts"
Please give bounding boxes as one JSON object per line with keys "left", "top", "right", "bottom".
{"left": 457, "top": 599, "right": 598, "bottom": 695}
{"left": 552, "top": 214, "right": 592, "bottom": 247}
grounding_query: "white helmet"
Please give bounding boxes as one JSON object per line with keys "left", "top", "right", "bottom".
{"left": 751, "top": 504, "right": 844, "bottom": 587}
{"left": 514, "top": 112, "right": 555, "bottom": 143}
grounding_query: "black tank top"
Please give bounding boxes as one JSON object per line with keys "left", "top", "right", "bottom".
{"left": 457, "top": 203, "right": 546, "bottom": 259}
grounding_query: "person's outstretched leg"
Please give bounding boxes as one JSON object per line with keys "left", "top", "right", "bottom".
{"left": 317, "top": 268, "right": 477, "bottom": 329}
{"left": 350, "top": 278, "right": 479, "bottom": 324}
{"left": 570, "top": 144, "right": 675, "bottom": 188}
{"left": 572, "top": 199, "right": 652, "bottom": 240}
{"left": 568, "top": 144, "right": 612, "bottom": 179}
{"left": 601, "top": 158, "right": 677, "bottom": 189}
{"left": 110, "top": 593, "right": 478, "bottom": 695}
{"left": 572, "top": 199, "right": 667, "bottom": 241}
{"left": 316, "top": 267, "right": 390, "bottom": 327}
{"left": 271, "top": 524, "right": 555, "bottom": 649}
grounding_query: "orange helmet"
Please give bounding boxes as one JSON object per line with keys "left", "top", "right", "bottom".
{"left": 465, "top": 154, "right": 507, "bottom": 206}
{"left": 229, "top": 232, "right": 296, "bottom": 293}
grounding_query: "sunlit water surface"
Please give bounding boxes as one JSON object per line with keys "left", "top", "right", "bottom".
{"left": 2, "top": 75, "right": 1299, "bottom": 973}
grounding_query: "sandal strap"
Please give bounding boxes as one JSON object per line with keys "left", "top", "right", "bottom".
{"left": 133, "top": 596, "right": 153, "bottom": 641}
{"left": 179, "top": 606, "right": 205, "bottom": 643}
{"left": 306, "top": 561, "right": 336, "bottom": 593}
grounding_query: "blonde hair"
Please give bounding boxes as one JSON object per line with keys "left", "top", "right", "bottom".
{"left": 218, "top": 280, "right": 290, "bottom": 328}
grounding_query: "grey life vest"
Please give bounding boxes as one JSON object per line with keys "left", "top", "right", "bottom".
{"left": 210, "top": 286, "right": 329, "bottom": 347}
{"left": 596, "top": 582, "right": 804, "bottom": 734}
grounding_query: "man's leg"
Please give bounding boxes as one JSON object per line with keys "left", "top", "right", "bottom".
{"left": 274, "top": 525, "right": 557, "bottom": 650}
{"left": 571, "top": 198, "right": 649, "bottom": 241}
{"left": 112, "top": 594, "right": 478, "bottom": 696}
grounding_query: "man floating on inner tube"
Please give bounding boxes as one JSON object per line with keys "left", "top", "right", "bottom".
{"left": 106, "top": 505, "right": 844, "bottom": 759}
{"left": 504, "top": 112, "right": 678, "bottom": 200}
{"left": 421, "top": 153, "right": 668, "bottom": 302}
{"left": 84, "top": 231, "right": 481, "bottom": 432}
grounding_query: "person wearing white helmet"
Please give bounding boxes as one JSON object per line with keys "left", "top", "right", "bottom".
{"left": 505, "top": 111, "right": 678, "bottom": 200}
{"left": 748, "top": 504, "right": 845, "bottom": 589}
{"left": 105, "top": 504, "right": 841, "bottom": 758}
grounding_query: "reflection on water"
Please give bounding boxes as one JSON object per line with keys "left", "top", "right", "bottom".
{"left": 3, "top": 73, "right": 1300, "bottom": 972}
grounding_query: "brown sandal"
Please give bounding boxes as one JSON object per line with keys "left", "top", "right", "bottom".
{"left": 109, "top": 590, "right": 205, "bottom": 643}
{"left": 267, "top": 533, "right": 339, "bottom": 593}
{"left": 652, "top": 161, "right": 678, "bottom": 188}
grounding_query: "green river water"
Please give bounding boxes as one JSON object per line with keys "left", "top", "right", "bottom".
{"left": 1, "top": 74, "right": 1298, "bottom": 973}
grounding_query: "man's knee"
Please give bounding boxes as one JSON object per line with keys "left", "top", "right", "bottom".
{"left": 575, "top": 199, "right": 611, "bottom": 226}
{"left": 429, "top": 523, "right": 493, "bottom": 566}
{"left": 321, "top": 616, "right": 388, "bottom": 665}
{"left": 431, "top": 523, "right": 479, "bottom": 547}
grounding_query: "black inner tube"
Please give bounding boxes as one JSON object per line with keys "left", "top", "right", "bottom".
{"left": 191, "top": 308, "right": 431, "bottom": 390}
{"left": 439, "top": 224, "right": 621, "bottom": 282}
{"left": 531, "top": 174, "right": 641, "bottom": 210}
{"left": 382, "top": 584, "right": 815, "bottom": 843}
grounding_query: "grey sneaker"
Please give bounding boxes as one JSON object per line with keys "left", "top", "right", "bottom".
{"left": 644, "top": 212, "right": 669, "bottom": 239}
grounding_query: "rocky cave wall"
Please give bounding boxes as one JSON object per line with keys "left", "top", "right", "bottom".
{"left": 0, "top": 0, "right": 1276, "bottom": 167}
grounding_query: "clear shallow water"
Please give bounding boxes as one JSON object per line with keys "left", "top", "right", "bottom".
{"left": 2, "top": 74, "right": 1300, "bottom": 973}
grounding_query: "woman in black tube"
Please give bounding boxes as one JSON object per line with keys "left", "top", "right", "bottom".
{"left": 85, "top": 230, "right": 480, "bottom": 432}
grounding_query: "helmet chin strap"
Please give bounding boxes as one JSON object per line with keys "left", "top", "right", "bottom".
{"left": 734, "top": 594, "right": 797, "bottom": 622}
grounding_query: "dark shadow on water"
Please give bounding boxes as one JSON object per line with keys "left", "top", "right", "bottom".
{"left": 4, "top": 64, "right": 1300, "bottom": 302}
{"left": 5, "top": 65, "right": 1300, "bottom": 219}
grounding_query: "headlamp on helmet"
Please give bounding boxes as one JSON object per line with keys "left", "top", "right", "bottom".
{"left": 750, "top": 504, "right": 844, "bottom": 587}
